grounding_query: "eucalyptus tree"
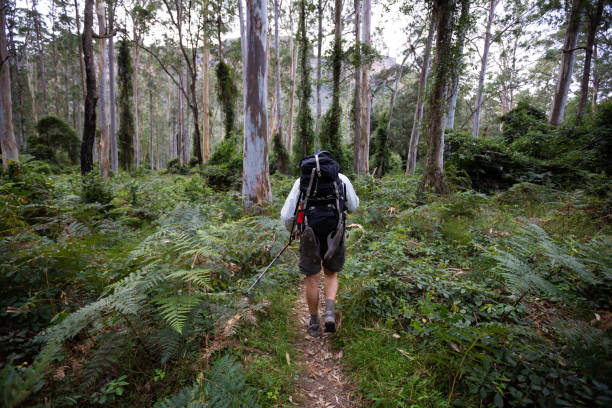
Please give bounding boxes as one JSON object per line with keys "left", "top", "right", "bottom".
{"left": 549, "top": 0, "right": 585, "bottom": 125}
{"left": 353, "top": 0, "right": 363, "bottom": 173}
{"left": 472, "top": 0, "right": 499, "bottom": 137}
{"left": 292, "top": 0, "right": 314, "bottom": 167}
{"left": 577, "top": 0, "right": 604, "bottom": 117}
{"left": 106, "top": 0, "right": 118, "bottom": 172}
{"left": 1, "top": 0, "right": 19, "bottom": 168}
{"left": 242, "top": 0, "right": 271, "bottom": 208}
{"left": 419, "top": 0, "right": 455, "bottom": 194}
{"left": 117, "top": 38, "right": 134, "bottom": 171}
{"left": 81, "top": 0, "right": 97, "bottom": 174}
{"left": 446, "top": 0, "right": 469, "bottom": 129}
{"left": 32, "top": 0, "right": 48, "bottom": 115}
{"left": 406, "top": 11, "right": 435, "bottom": 174}
{"left": 96, "top": 0, "right": 110, "bottom": 177}
{"left": 273, "top": 0, "right": 282, "bottom": 143}
{"left": 201, "top": 0, "right": 211, "bottom": 161}
{"left": 360, "top": 0, "right": 371, "bottom": 170}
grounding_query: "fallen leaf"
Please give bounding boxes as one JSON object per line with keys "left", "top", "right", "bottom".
{"left": 392, "top": 333, "right": 400, "bottom": 339}
{"left": 286, "top": 352, "right": 291, "bottom": 365}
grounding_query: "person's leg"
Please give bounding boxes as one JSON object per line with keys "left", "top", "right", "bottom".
{"left": 323, "top": 267, "right": 338, "bottom": 302}
{"left": 305, "top": 272, "right": 321, "bottom": 316}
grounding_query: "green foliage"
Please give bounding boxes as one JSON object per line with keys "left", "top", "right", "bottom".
{"left": 291, "top": 0, "right": 315, "bottom": 171}
{"left": 216, "top": 61, "right": 238, "bottom": 140}
{"left": 319, "top": 35, "right": 344, "bottom": 171}
{"left": 154, "top": 355, "right": 259, "bottom": 407}
{"left": 372, "top": 112, "right": 390, "bottom": 176}
{"left": 166, "top": 158, "right": 189, "bottom": 175}
{"left": 28, "top": 115, "right": 79, "bottom": 166}
{"left": 269, "top": 131, "right": 289, "bottom": 175}
{"left": 81, "top": 170, "right": 113, "bottom": 205}
{"left": 117, "top": 39, "right": 135, "bottom": 171}
{"left": 201, "top": 139, "right": 243, "bottom": 190}
{"left": 501, "top": 101, "right": 551, "bottom": 145}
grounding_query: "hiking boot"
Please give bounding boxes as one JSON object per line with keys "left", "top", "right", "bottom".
{"left": 323, "top": 310, "right": 336, "bottom": 333}
{"left": 308, "top": 317, "right": 321, "bottom": 337}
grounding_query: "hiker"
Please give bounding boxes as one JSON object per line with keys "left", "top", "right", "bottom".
{"left": 280, "top": 152, "right": 359, "bottom": 337}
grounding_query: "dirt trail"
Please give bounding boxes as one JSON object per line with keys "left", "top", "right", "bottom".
{"left": 291, "top": 279, "right": 361, "bottom": 408}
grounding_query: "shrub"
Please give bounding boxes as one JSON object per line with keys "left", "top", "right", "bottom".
{"left": 28, "top": 115, "right": 80, "bottom": 166}
{"left": 501, "top": 101, "right": 551, "bottom": 145}
{"left": 81, "top": 171, "right": 113, "bottom": 205}
{"left": 201, "top": 139, "right": 243, "bottom": 191}
{"left": 166, "top": 158, "right": 188, "bottom": 175}
{"left": 269, "top": 131, "right": 289, "bottom": 175}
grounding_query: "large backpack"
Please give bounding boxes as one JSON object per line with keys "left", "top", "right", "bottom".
{"left": 296, "top": 152, "right": 346, "bottom": 237}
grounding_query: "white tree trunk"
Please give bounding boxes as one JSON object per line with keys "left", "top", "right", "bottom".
{"left": 472, "top": 0, "right": 498, "bottom": 137}
{"left": 315, "top": 0, "right": 323, "bottom": 136}
{"left": 0, "top": 0, "right": 18, "bottom": 168}
{"left": 242, "top": 0, "right": 271, "bottom": 208}
{"left": 353, "top": 0, "right": 363, "bottom": 174}
{"left": 446, "top": 0, "right": 469, "bottom": 129}
{"left": 134, "top": 46, "right": 141, "bottom": 167}
{"left": 550, "top": 0, "right": 585, "bottom": 124}
{"left": 274, "top": 0, "right": 282, "bottom": 140}
{"left": 361, "top": 0, "right": 371, "bottom": 172}
{"left": 406, "top": 15, "right": 435, "bottom": 174}
{"left": 287, "top": 12, "right": 296, "bottom": 152}
{"left": 96, "top": 0, "right": 110, "bottom": 178}
{"left": 202, "top": 0, "right": 210, "bottom": 161}
{"left": 107, "top": 11, "right": 118, "bottom": 173}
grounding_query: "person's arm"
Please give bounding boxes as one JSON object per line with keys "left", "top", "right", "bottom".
{"left": 339, "top": 174, "right": 359, "bottom": 211}
{"left": 280, "top": 179, "right": 301, "bottom": 231}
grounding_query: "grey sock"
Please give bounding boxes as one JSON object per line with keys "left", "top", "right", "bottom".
{"left": 310, "top": 314, "right": 319, "bottom": 324}
{"left": 325, "top": 299, "right": 335, "bottom": 313}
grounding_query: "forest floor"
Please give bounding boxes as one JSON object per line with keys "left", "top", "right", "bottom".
{"left": 291, "top": 278, "right": 361, "bottom": 408}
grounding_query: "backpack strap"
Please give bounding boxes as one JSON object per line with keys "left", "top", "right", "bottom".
{"left": 302, "top": 167, "right": 317, "bottom": 228}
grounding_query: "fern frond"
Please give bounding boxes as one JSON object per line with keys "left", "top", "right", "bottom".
{"left": 154, "top": 295, "right": 205, "bottom": 334}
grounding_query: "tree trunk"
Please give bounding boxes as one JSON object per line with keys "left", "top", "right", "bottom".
{"left": 360, "top": 0, "right": 371, "bottom": 172}
{"left": 549, "top": 0, "right": 585, "bottom": 125}
{"left": 7, "top": 24, "right": 26, "bottom": 148}
{"left": 353, "top": 0, "right": 363, "bottom": 174}
{"left": 202, "top": 0, "right": 210, "bottom": 161}
{"left": 242, "top": 0, "right": 271, "bottom": 208}
{"left": 591, "top": 40, "right": 599, "bottom": 110}
{"left": 577, "top": 0, "right": 603, "bottom": 118}
{"left": 149, "top": 87, "right": 153, "bottom": 170}
{"left": 406, "top": 14, "right": 435, "bottom": 174}
{"left": 74, "top": 0, "right": 86, "bottom": 102}
{"left": 472, "top": 0, "right": 497, "bottom": 137}
{"left": 96, "top": 0, "right": 110, "bottom": 178}
{"left": 108, "top": 8, "right": 118, "bottom": 173}
{"left": 26, "top": 60, "right": 38, "bottom": 123}
{"left": 274, "top": 0, "right": 283, "bottom": 141}
{"left": 33, "top": 0, "right": 48, "bottom": 115}
{"left": 287, "top": 11, "right": 296, "bottom": 152}
{"left": 446, "top": 0, "right": 469, "bottom": 129}
{"left": 81, "top": 0, "right": 97, "bottom": 174}
{"left": 238, "top": 0, "right": 247, "bottom": 143}
{"left": 178, "top": 72, "right": 184, "bottom": 165}
{"left": 133, "top": 45, "right": 140, "bottom": 167}
{"left": 419, "top": 0, "right": 454, "bottom": 194}
{"left": 1, "top": 0, "right": 18, "bottom": 168}
{"left": 315, "top": 0, "right": 323, "bottom": 136}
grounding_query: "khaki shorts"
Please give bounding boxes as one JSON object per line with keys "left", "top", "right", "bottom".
{"left": 298, "top": 226, "right": 346, "bottom": 276}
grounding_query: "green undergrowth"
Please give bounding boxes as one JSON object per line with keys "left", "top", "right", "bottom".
{"left": 336, "top": 174, "right": 611, "bottom": 407}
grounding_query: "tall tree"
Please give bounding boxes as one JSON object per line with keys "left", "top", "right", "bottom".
{"left": 353, "top": 0, "right": 363, "bottom": 174}
{"left": 446, "top": 0, "right": 469, "bottom": 129}
{"left": 286, "top": 9, "right": 296, "bottom": 152}
{"left": 242, "top": 0, "right": 271, "bottom": 207}
{"left": 472, "top": 0, "right": 499, "bottom": 137}
{"left": 314, "top": 0, "right": 323, "bottom": 135}
{"left": 319, "top": 0, "right": 343, "bottom": 167}
{"left": 406, "top": 13, "right": 435, "bottom": 174}
{"left": 419, "top": 0, "right": 454, "bottom": 194}
{"left": 549, "top": 0, "right": 585, "bottom": 125}
{"left": 577, "top": 0, "right": 604, "bottom": 118}
{"left": 117, "top": 39, "right": 134, "bottom": 171}
{"left": 96, "top": 0, "right": 110, "bottom": 178}
{"left": 273, "top": 0, "right": 282, "bottom": 143}
{"left": 81, "top": 0, "right": 97, "bottom": 174}
{"left": 292, "top": 0, "right": 315, "bottom": 165}
{"left": 202, "top": 0, "right": 210, "bottom": 161}
{"left": 360, "top": 0, "right": 371, "bottom": 171}
{"left": 32, "top": 0, "right": 48, "bottom": 115}
{"left": 107, "top": 0, "right": 118, "bottom": 172}
{"left": 1, "top": 0, "right": 18, "bottom": 168}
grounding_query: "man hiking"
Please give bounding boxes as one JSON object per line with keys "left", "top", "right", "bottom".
{"left": 280, "top": 151, "right": 359, "bottom": 337}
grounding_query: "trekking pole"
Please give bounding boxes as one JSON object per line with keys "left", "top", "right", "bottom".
{"left": 242, "top": 220, "right": 296, "bottom": 299}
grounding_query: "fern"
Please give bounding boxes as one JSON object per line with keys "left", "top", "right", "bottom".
{"left": 154, "top": 355, "right": 259, "bottom": 408}
{"left": 154, "top": 295, "right": 206, "bottom": 334}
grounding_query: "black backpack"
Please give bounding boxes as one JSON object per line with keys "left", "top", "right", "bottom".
{"left": 295, "top": 151, "right": 346, "bottom": 231}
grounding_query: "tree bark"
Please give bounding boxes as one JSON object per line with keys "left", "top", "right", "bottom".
{"left": 74, "top": 0, "right": 86, "bottom": 102}
{"left": 360, "top": 0, "right": 371, "bottom": 172}
{"left": 178, "top": 71, "right": 184, "bottom": 165}
{"left": 446, "top": 0, "right": 469, "bottom": 129}
{"left": 1, "top": 0, "right": 18, "bottom": 168}
{"left": 549, "top": 0, "right": 585, "bottom": 125}
{"left": 32, "top": 0, "right": 48, "bottom": 115}
{"left": 274, "top": 0, "right": 283, "bottom": 141}
{"left": 406, "top": 13, "right": 435, "bottom": 174}
{"left": 315, "top": 0, "right": 323, "bottom": 136}
{"left": 353, "top": 0, "right": 363, "bottom": 174}
{"left": 577, "top": 0, "right": 603, "bottom": 118}
{"left": 81, "top": 0, "right": 97, "bottom": 174}
{"left": 472, "top": 0, "right": 498, "bottom": 137}
{"left": 242, "top": 0, "right": 271, "bottom": 208}
{"left": 202, "top": 0, "right": 210, "bottom": 161}
{"left": 108, "top": 5, "right": 118, "bottom": 172}
{"left": 419, "top": 0, "right": 454, "bottom": 194}
{"left": 96, "top": 0, "right": 110, "bottom": 178}
{"left": 287, "top": 11, "right": 296, "bottom": 152}
{"left": 133, "top": 42, "right": 140, "bottom": 167}
{"left": 591, "top": 40, "right": 599, "bottom": 110}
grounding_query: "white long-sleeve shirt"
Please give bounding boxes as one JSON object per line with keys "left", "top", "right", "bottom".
{"left": 280, "top": 173, "right": 359, "bottom": 231}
